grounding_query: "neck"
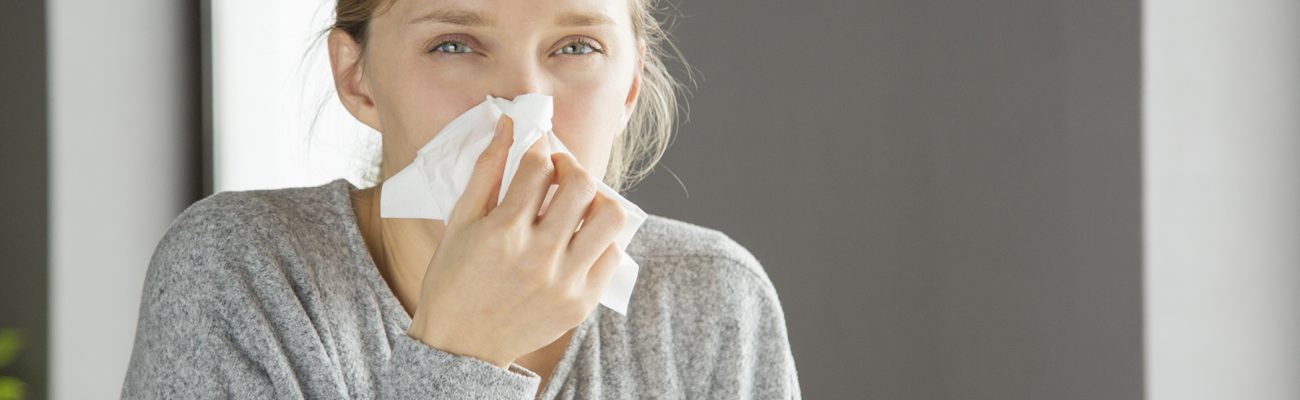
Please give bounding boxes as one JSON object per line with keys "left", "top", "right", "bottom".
{"left": 351, "top": 185, "right": 446, "bottom": 317}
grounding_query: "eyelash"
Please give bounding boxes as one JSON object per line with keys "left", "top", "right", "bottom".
{"left": 556, "top": 37, "right": 605, "bottom": 55}
{"left": 427, "top": 36, "right": 606, "bottom": 56}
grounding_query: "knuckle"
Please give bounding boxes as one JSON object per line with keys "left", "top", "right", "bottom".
{"left": 522, "top": 145, "right": 546, "bottom": 162}
{"left": 597, "top": 194, "right": 627, "bottom": 226}
{"left": 555, "top": 151, "right": 580, "bottom": 170}
{"left": 611, "top": 203, "right": 627, "bottom": 226}
{"left": 483, "top": 212, "right": 527, "bottom": 237}
{"left": 522, "top": 150, "right": 554, "bottom": 175}
{"left": 567, "top": 172, "right": 598, "bottom": 197}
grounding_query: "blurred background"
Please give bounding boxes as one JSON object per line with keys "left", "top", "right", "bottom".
{"left": 2, "top": 0, "right": 1297, "bottom": 399}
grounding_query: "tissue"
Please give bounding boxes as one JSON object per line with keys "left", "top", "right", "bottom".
{"left": 380, "top": 93, "right": 647, "bottom": 315}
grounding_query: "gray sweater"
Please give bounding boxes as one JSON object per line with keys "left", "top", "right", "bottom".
{"left": 120, "top": 178, "right": 801, "bottom": 399}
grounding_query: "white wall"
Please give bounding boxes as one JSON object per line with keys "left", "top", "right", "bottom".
{"left": 1144, "top": 1, "right": 1300, "bottom": 399}
{"left": 44, "top": 0, "right": 383, "bottom": 396}
{"left": 212, "top": 0, "right": 378, "bottom": 192}
{"left": 47, "top": 2, "right": 376, "bottom": 396}
{"left": 47, "top": 0, "right": 190, "bottom": 398}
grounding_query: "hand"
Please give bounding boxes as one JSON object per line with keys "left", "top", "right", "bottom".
{"left": 405, "top": 114, "right": 627, "bottom": 369}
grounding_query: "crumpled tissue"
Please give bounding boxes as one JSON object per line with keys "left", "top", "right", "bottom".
{"left": 380, "top": 93, "right": 647, "bottom": 315}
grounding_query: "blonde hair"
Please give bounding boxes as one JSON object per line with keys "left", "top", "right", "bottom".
{"left": 320, "top": 0, "right": 692, "bottom": 193}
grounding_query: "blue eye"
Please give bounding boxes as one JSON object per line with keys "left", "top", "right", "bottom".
{"left": 557, "top": 38, "right": 604, "bottom": 56}
{"left": 431, "top": 40, "right": 473, "bottom": 54}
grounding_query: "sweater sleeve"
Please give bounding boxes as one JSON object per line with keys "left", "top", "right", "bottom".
{"left": 377, "top": 332, "right": 542, "bottom": 398}
{"left": 708, "top": 257, "right": 804, "bottom": 400}
{"left": 120, "top": 217, "right": 284, "bottom": 398}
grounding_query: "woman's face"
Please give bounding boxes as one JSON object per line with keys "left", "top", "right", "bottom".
{"left": 329, "top": 0, "right": 643, "bottom": 182}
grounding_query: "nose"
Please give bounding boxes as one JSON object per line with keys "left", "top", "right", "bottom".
{"left": 489, "top": 57, "right": 551, "bottom": 101}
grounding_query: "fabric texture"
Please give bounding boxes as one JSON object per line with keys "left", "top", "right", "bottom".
{"left": 120, "top": 178, "right": 802, "bottom": 399}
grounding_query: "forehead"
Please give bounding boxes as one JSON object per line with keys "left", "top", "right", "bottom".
{"left": 380, "top": 0, "right": 633, "bottom": 28}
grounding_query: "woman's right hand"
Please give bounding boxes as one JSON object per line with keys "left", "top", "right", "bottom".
{"left": 405, "top": 114, "right": 627, "bottom": 369}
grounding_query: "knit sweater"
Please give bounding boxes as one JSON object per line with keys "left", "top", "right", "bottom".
{"left": 120, "top": 178, "right": 801, "bottom": 399}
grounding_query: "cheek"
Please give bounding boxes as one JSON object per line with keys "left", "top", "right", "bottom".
{"left": 550, "top": 68, "right": 634, "bottom": 171}
{"left": 386, "top": 67, "right": 491, "bottom": 153}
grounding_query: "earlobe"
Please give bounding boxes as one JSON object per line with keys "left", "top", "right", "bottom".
{"left": 327, "top": 29, "right": 383, "bottom": 132}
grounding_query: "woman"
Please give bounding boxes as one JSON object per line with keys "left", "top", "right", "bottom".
{"left": 121, "top": 0, "right": 801, "bottom": 398}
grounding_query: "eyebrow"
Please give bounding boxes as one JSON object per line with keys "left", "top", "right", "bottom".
{"left": 408, "top": 8, "right": 616, "bottom": 28}
{"left": 554, "top": 11, "right": 616, "bottom": 27}
{"left": 409, "top": 9, "right": 491, "bottom": 26}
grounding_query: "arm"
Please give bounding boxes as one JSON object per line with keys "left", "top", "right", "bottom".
{"left": 709, "top": 258, "right": 804, "bottom": 400}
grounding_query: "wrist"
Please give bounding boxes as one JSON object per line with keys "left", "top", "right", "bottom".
{"left": 407, "top": 314, "right": 512, "bottom": 369}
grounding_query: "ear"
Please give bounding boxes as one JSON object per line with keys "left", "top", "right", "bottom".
{"left": 328, "top": 28, "right": 383, "bottom": 132}
{"left": 622, "top": 39, "right": 647, "bottom": 124}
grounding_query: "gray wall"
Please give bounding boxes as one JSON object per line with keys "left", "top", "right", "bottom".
{"left": 0, "top": 1, "right": 49, "bottom": 398}
{"left": 625, "top": 1, "right": 1143, "bottom": 398}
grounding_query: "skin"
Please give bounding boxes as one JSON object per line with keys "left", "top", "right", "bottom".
{"left": 326, "top": 0, "right": 644, "bottom": 395}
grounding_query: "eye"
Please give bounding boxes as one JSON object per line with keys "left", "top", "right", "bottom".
{"left": 555, "top": 37, "right": 605, "bottom": 56}
{"left": 430, "top": 39, "right": 474, "bottom": 55}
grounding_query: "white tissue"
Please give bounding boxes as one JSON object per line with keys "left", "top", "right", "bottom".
{"left": 380, "top": 93, "right": 647, "bottom": 315}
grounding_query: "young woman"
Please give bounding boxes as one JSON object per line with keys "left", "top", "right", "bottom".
{"left": 121, "top": 0, "right": 801, "bottom": 398}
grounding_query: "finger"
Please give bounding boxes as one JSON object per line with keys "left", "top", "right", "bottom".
{"left": 494, "top": 129, "right": 554, "bottom": 223}
{"left": 584, "top": 243, "right": 621, "bottom": 294}
{"left": 538, "top": 151, "right": 598, "bottom": 239}
{"left": 449, "top": 115, "right": 513, "bottom": 226}
{"left": 565, "top": 192, "right": 626, "bottom": 272}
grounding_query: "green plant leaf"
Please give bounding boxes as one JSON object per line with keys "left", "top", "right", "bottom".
{"left": 0, "top": 329, "right": 20, "bottom": 368}
{"left": 0, "top": 376, "right": 25, "bottom": 400}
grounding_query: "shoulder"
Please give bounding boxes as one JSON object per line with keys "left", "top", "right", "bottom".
{"left": 625, "top": 214, "right": 781, "bottom": 315}
{"left": 619, "top": 214, "right": 798, "bottom": 393}
{"left": 125, "top": 181, "right": 357, "bottom": 397}
{"left": 158, "top": 180, "right": 347, "bottom": 252}
{"left": 146, "top": 180, "right": 349, "bottom": 289}
{"left": 629, "top": 214, "right": 767, "bottom": 274}
{"left": 167, "top": 180, "right": 344, "bottom": 233}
